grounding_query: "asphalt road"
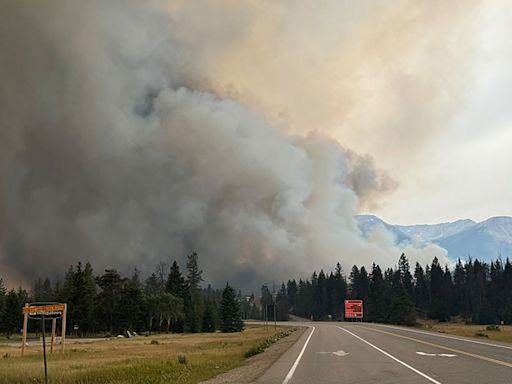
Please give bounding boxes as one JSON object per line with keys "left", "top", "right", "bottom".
{"left": 254, "top": 321, "right": 512, "bottom": 384}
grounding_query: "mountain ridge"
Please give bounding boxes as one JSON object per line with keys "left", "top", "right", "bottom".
{"left": 356, "top": 214, "right": 512, "bottom": 261}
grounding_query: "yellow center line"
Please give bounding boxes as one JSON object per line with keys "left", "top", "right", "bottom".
{"left": 358, "top": 326, "right": 512, "bottom": 369}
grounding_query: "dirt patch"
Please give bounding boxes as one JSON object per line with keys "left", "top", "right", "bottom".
{"left": 200, "top": 327, "right": 306, "bottom": 384}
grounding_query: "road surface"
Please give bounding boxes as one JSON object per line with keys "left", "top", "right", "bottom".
{"left": 254, "top": 321, "right": 512, "bottom": 383}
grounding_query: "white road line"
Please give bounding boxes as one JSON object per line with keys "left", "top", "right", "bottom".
{"left": 282, "top": 326, "right": 315, "bottom": 384}
{"left": 338, "top": 327, "right": 442, "bottom": 384}
{"left": 367, "top": 323, "right": 512, "bottom": 350}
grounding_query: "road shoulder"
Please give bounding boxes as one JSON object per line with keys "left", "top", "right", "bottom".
{"left": 200, "top": 326, "right": 306, "bottom": 384}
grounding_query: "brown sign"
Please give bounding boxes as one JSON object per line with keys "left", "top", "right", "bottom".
{"left": 23, "top": 303, "right": 66, "bottom": 319}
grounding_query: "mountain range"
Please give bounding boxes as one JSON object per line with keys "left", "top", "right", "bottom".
{"left": 357, "top": 215, "right": 512, "bottom": 262}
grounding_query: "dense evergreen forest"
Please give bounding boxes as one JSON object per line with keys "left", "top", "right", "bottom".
{"left": 280, "top": 254, "right": 512, "bottom": 326}
{"left": 1, "top": 253, "right": 511, "bottom": 338}
{"left": 0, "top": 252, "right": 244, "bottom": 337}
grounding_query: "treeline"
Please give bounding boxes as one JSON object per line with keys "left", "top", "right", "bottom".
{"left": 276, "top": 254, "right": 512, "bottom": 325}
{"left": 0, "top": 252, "right": 243, "bottom": 338}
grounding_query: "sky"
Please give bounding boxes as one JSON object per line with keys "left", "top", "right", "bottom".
{"left": 374, "top": 1, "right": 512, "bottom": 225}
{"left": 195, "top": 0, "right": 512, "bottom": 226}
{"left": 1, "top": 0, "right": 510, "bottom": 287}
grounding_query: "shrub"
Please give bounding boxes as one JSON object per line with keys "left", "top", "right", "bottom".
{"left": 474, "top": 332, "right": 489, "bottom": 338}
{"left": 486, "top": 324, "right": 500, "bottom": 331}
{"left": 177, "top": 355, "right": 188, "bottom": 365}
{"left": 244, "top": 328, "right": 297, "bottom": 358}
{"left": 150, "top": 339, "right": 160, "bottom": 345}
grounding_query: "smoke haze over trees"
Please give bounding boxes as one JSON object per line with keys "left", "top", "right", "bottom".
{"left": 2, "top": 253, "right": 512, "bottom": 338}
{"left": 0, "top": 0, "right": 466, "bottom": 290}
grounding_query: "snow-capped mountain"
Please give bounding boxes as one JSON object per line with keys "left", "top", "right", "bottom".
{"left": 356, "top": 215, "right": 512, "bottom": 261}
{"left": 394, "top": 219, "right": 475, "bottom": 242}
{"left": 356, "top": 215, "right": 410, "bottom": 244}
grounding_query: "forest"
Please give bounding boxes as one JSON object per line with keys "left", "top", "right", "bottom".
{"left": 0, "top": 252, "right": 243, "bottom": 337}
{"left": 1, "top": 252, "right": 511, "bottom": 338}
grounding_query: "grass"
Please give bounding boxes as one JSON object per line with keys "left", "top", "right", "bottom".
{"left": 243, "top": 328, "right": 298, "bottom": 358}
{"left": 0, "top": 325, "right": 295, "bottom": 384}
{"left": 419, "top": 321, "right": 512, "bottom": 343}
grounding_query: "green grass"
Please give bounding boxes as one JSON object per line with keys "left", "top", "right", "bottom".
{"left": 0, "top": 325, "right": 296, "bottom": 384}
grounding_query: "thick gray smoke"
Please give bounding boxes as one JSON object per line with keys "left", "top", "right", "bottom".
{"left": 0, "top": 1, "right": 449, "bottom": 289}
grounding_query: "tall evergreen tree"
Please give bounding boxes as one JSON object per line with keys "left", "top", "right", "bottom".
{"left": 429, "top": 257, "right": 449, "bottom": 321}
{"left": 367, "top": 263, "right": 387, "bottom": 323}
{"left": 220, "top": 283, "right": 244, "bottom": 332}
{"left": 166, "top": 261, "right": 186, "bottom": 298}
{"left": 118, "top": 270, "right": 146, "bottom": 332}
{"left": 0, "top": 289, "right": 21, "bottom": 337}
{"left": 276, "top": 283, "right": 290, "bottom": 321}
{"left": 0, "top": 276, "right": 6, "bottom": 317}
{"left": 202, "top": 300, "right": 219, "bottom": 332}
{"left": 332, "top": 263, "right": 348, "bottom": 320}
{"left": 414, "top": 262, "right": 429, "bottom": 316}
{"left": 96, "top": 269, "right": 123, "bottom": 334}
{"left": 184, "top": 252, "right": 203, "bottom": 333}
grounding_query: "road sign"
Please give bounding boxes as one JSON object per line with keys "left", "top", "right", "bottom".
{"left": 23, "top": 303, "right": 66, "bottom": 320}
{"left": 344, "top": 300, "right": 363, "bottom": 319}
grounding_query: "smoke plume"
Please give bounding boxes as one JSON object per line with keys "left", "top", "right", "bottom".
{"left": 0, "top": 0, "right": 477, "bottom": 288}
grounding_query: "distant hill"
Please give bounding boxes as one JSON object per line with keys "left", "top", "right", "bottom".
{"left": 356, "top": 215, "right": 512, "bottom": 261}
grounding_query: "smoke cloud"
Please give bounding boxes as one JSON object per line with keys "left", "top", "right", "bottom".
{"left": 0, "top": 0, "right": 473, "bottom": 289}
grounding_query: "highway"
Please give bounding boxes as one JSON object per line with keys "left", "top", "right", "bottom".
{"left": 254, "top": 321, "right": 512, "bottom": 384}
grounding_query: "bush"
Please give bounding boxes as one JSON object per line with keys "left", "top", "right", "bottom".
{"left": 474, "top": 332, "right": 489, "bottom": 338}
{"left": 243, "top": 328, "right": 297, "bottom": 358}
{"left": 177, "top": 355, "right": 188, "bottom": 365}
{"left": 486, "top": 324, "right": 500, "bottom": 331}
{"left": 150, "top": 339, "right": 160, "bottom": 345}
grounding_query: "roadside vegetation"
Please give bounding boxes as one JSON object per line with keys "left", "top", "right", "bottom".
{"left": 0, "top": 325, "right": 295, "bottom": 384}
{"left": 420, "top": 320, "right": 512, "bottom": 344}
{"left": 0, "top": 252, "right": 244, "bottom": 340}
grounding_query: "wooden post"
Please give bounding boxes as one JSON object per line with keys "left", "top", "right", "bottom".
{"left": 50, "top": 318, "right": 56, "bottom": 353}
{"left": 61, "top": 303, "right": 67, "bottom": 353}
{"left": 21, "top": 303, "right": 29, "bottom": 357}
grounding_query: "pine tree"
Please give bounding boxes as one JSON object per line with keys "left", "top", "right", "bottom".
{"left": 398, "top": 253, "right": 414, "bottom": 298}
{"left": 118, "top": 270, "right": 146, "bottom": 332}
{"left": 0, "top": 289, "right": 21, "bottom": 338}
{"left": 0, "top": 277, "right": 6, "bottom": 317}
{"left": 413, "top": 262, "right": 429, "bottom": 316}
{"left": 96, "top": 269, "right": 123, "bottom": 334}
{"left": 276, "top": 283, "right": 290, "bottom": 321}
{"left": 202, "top": 300, "right": 219, "bottom": 332}
{"left": 429, "top": 257, "right": 449, "bottom": 321}
{"left": 220, "top": 283, "right": 244, "bottom": 332}
{"left": 367, "top": 263, "right": 387, "bottom": 322}
{"left": 184, "top": 252, "right": 203, "bottom": 333}
{"left": 166, "top": 261, "right": 186, "bottom": 298}
{"left": 32, "top": 277, "right": 54, "bottom": 302}
{"left": 332, "top": 263, "right": 348, "bottom": 320}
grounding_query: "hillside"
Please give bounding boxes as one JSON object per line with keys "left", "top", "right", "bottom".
{"left": 356, "top": 215, "right": 512, "bottom": 261}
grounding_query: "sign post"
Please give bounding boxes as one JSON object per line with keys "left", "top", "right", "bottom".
{"left": 21, "top": 303, "right": 29, "bottom": 356}
{"left": 344, "top": 300, "right": 364, "bottom": 321}
{"left": 21, "top": 302, "right": 67, "bottom": 383}
{"left": 42, "top": 315, "right": 48, "bottom": 384}
{"left": 50, "top": 318, "right": 56, "bottom": 354}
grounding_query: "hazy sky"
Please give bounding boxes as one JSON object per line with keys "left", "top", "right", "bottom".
{"left": 375, "top": 2, "right": 512, "bottom": 225}
{"left": 189, "top": 0, "right": 511, "bottom": 226}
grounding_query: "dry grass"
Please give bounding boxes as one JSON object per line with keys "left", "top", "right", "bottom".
{"left": 0, "top": 325, "right": 293, "bottom": 384}
{"left": 420, "top": 321, "right": 512, "bottom": 344}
